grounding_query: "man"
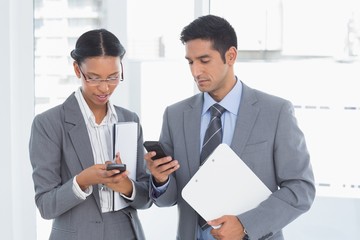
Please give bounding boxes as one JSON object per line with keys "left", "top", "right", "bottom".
{"left": 145, "top": 15, "right": 315, "bottom": 240}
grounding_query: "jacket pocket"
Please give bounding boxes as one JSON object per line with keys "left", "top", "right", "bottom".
{"left": 49, "top": 227, "right": 76, "bottom": 240}
{"left": 242, "top": 141, "right": 268, "bottom": 154}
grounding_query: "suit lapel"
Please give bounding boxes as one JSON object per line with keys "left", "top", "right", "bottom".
{"left": 63, "top": 94, "right": 102, "bottom": 211}
{"left": 182, "top": 88, "right": 259, "bottom": 174}
{"left": 184, "top": 94, "right": 203, "bottom": 176}
{"left": 231, "top": 83, "right": 260, "bottom": 157}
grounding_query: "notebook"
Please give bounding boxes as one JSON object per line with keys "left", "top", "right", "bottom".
{"left": 182, "top": 143, "right": 272, "bottom": 222}
{"left": 112, "top": 122, "right": 138, "bottom": 211}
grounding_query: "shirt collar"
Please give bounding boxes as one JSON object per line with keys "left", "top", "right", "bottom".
{"left": 75, "top": 87, "right": 118, "bottom": 126}
{"left": 202, "top": 77, "right": 242, "bottom": 116}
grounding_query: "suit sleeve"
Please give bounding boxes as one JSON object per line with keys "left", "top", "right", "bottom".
{"left": 150, "top": 107, "right": 179, "bottom": 207}
{"left": 238, "top": 101, "right": 316, "bottom": 240}
{"left": 29, "top": 114, "right": 84, "bottom": 220}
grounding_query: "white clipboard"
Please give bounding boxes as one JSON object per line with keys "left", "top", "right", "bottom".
{"left": 182, "top": 143, "right": 272, "bottom": 222}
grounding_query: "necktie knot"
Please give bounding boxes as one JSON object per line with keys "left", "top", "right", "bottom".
{"left": 210, "top": 103, "right": 226, "bottom": 118}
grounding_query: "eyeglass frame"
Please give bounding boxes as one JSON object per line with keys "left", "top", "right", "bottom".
{"left": 77, "top": 62, "right": 124, "bottom": 86}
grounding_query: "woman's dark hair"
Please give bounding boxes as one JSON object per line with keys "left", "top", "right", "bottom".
{"left": 70, "top": 29, "right": 126, "bottom": 64}
{"left": 180, "top": 15, "right": 237, "bottom": 63}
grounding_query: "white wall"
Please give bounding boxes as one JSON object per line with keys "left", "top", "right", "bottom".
{"left": 0, "top": 0, "right": 36, "bottom": 239}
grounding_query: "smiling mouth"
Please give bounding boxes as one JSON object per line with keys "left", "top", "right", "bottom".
{"left": 96, "top": 94, "right": 109, "bottom": 100}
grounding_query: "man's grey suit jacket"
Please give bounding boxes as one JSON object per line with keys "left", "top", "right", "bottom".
{"left": 152, "top": 82, "right": 316, "bottom": 240}
{"left": 29, "top": 93, "right": 151, "bottom": 240}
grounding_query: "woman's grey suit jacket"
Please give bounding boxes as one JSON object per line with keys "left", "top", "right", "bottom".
{"left": 29, "top": 93, "right": 151, "bottom": 240}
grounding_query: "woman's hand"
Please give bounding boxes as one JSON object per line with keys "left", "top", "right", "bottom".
{"left": 104, "top": 153, "right": 133, "bottom": 197}
{"left": 76, "top": 163, "right": 118, "bottom": 191}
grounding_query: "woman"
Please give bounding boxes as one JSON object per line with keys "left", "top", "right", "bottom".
{"left": 29, "top": 29, "right": 151, "bottom": 240}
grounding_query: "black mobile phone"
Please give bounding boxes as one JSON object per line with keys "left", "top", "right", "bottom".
{"left": 143, "top": 141, "right": 169, "bottom": 160}
{"left": 106, "top": 163, "right": 126, "bottom": 174}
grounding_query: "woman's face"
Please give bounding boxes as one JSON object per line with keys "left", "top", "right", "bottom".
{"left": 74, "top": 56, "right": 122, "bottom": 111}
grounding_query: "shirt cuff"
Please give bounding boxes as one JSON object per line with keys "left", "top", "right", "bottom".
{"left": 120, "top": 179, "right": 136, "bottom": 201}
{"left": 151, "top": 177, "right": 170, "bottom": 198}
{"left": 73, "top": 175, "right": 93, "bottom": 200}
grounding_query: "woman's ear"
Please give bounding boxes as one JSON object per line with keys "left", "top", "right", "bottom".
{"left": 73, "top": 61, "right": 81, "bottom": 78}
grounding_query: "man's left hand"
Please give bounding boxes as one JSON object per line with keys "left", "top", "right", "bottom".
{"left": 208, "top": 215, "right": 245, "bottom": 240}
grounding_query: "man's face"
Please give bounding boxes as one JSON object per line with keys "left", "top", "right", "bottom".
{"left": 185, "top": 39, "right": 235, "bottom": 101}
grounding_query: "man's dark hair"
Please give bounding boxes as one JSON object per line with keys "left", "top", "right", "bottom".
{"left": 70, "top": 29, "right": 126, "bottom": 64}
{"left": 180, "top": 15, "right": 237, "bottom": 62}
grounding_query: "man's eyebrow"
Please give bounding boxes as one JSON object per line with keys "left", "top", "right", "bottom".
{"left": 185, "top": 54, "right": 211, "bottom": 60}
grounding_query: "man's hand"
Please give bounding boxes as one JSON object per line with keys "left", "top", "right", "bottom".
{"left": 144, "top": 151, "right": 179, "bottom": 186}
{"left": 209, "top": 215, "right": 246, "bottom": 240}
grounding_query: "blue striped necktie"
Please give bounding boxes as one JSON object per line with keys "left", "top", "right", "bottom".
{"left": 198, "top": 103, "right": 226, "bottom": 230}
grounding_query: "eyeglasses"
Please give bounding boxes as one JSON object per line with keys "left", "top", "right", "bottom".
{"left": 78, "top": 62, "right": 124, "bottom": 86}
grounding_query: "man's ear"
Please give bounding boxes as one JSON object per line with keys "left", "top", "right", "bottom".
{"left": 226, "top": 46, "right": 237, "bottom": 64}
